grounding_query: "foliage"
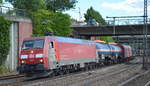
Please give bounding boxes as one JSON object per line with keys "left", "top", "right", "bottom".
{"left": 0, "top": 16, "right": 12, "bottom": 65}
{"left": 8, "top": 0, "right": 77, "bottom": 12}
{"left": 46, "top": 0, "right": 77, "bottom": 12}
{"left": 84, "top": 7, "right": 106, "bottom": 25}
{"left": 100, "top": 36, "right": 115, "bottom": 43}
{"left": 0, "top": 65, "right": 10, "bottom": 74}
{"left": 8, "top": 0, "right": 46, "bottom": 12}
{"left": 0, "top": 0, "right": 2, "bottom": 3}
{"left": 31, "top": 9, "right": 72, "bottom": 36}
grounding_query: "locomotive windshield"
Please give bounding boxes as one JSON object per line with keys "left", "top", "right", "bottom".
{"left": 22, "top": 40, "right": 44, "bottom": 49}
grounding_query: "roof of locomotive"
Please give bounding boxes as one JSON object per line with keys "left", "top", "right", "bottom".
{"left": 23, "top": 36, "right": 95, "bottom": 45}
{"left": 23, "top": 36, "right": 45, "bottom": 40}
{"left": 47, "top": 36, "right": 95, "bottom": 44}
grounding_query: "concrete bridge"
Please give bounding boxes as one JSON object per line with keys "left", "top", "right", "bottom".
{"left": 113, "top": 36, "right": 150, "bottom": 43}
{"left": 72, "top": 24, "right": 150, "bottom": 36}
{"left": 72, "top": 24, "right": 150, "bottom": 53}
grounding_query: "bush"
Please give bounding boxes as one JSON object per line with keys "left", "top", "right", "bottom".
{"left": 100, "top": 36, "right": 115, "bottom": 43}
{"left": 0, "top": 65, "right": 10, "bottom": 74}
{"left": 0, "top": 16, "right": 12, "bottom": 65}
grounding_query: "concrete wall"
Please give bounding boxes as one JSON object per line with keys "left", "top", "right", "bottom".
{"left": 6, "top": 22, "right": 18, "bottom": 70}
{"left": 4, "top": 16, "right": 33, "bottom": 70}
{"left": 18, "top": 22, "right": 32, "bottom": 49}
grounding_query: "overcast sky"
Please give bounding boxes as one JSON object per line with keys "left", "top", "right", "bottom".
{"left": 64, "top": 0, "right": 149, "bottom": 21}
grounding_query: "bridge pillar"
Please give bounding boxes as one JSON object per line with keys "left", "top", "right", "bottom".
{"left": 5, "top": 22, "right": 18, "bottom": 70}
{"left": 4, "top": 17, "right": 32, "bottom": 71}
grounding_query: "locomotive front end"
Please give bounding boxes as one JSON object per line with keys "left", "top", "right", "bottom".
{"left": 18, "top": 38, "right": 47, "bottom": 75}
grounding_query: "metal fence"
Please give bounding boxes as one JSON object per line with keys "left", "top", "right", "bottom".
{"left": 106, "top": 18, "right": 150, "bottom": 26}
{"left": 0, "top": 5, "right": 28, "bottom": 17}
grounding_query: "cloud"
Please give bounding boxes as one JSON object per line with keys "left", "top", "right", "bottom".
{"left": 101, "top": 0, "right": 144, "bottom": 15}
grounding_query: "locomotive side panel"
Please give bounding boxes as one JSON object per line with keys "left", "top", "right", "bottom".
{"left": 58, "top": 43, "right": 96, "bottom": 60}
{"left": 56, "top": 42, "right": 97, "bottom": 66}
{"left": 46, "top": 36, "right": 97, "bottom": 69}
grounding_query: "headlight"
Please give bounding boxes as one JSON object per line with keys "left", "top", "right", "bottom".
{"left": 37, "top": 59, "right": 43, "bottom": 63}
{"left": 21, "top": 60, "right": 26, "bottom": 63}
{"left": 20, "top": 55, "right": 28, "bottom": 59}
{"left": 39, "top": 59, "right": 43, "bottom": 62}
{"left": 36, "top": 54, "right": 43, "bottom": 58}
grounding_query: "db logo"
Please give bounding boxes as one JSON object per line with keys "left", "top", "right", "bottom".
{"left": 29, "top": 54, "right": 34, "bottom": 58}
{"left": 30, "top": 51, "right": 34, "bottom": 53}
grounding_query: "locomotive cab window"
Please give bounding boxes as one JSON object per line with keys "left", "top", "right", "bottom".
{"left": 50, "top": 42, "right": 54, "bottom": 48}
{"left": 22, "top": 40, "right": 44, "bottom": 49}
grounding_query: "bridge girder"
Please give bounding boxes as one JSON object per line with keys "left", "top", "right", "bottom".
{"left": 72, "top": 24, "right": 150, "bottom": 36}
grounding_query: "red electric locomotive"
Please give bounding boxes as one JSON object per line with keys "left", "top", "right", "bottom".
{"left": 18, "top": 36, "right": 97, "bottom": 76}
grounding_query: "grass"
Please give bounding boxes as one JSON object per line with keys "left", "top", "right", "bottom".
{"left": 0, "top": 65, "right": 10, "bottom": 74}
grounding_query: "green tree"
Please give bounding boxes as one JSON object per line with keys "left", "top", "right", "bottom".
{"left": 51, "top": 12, "right": 72, "bottom": 36}
{"left": 0, "top": 16, "right": 12, "bottom": 65}
{"left": 46, "top": 0, "right": 77, "bottom": 12}
{"left": 8, "top": 0, "right": 46, "bottom": 12}
{"left": 0, "top": 0, "right": 2, "bottom": 3}
{"left": 31, "top": 9, "right": 72, "bottom": 36}
{"left": 100, "top": 36, "right": 114, "bottom": 43}
{"left": 84, "top": 7, "right": 106, "bottom": 25}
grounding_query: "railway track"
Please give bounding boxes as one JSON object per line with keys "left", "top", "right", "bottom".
{"left": 54, "top": 62, "right": 141, "bottom": 86}
{"left": 119, "top": 67, "right": 150, "bottom": 86}
{"left": 0, "top": 63, "right": 128, "bottom": 86}
{"left": 145, "top": 80, "right": 150, "bottom": 86}
{"left": 0, "top": 74, "right": 24, "bottom": 80}
{"left": 0, "top": 74, "right": 25, "bottom": 86}
{"left": 22, "top": 58, "right": 142, "bottom": 86}
{"left": 0, "top": 57, "right": 142, "bottom": 86}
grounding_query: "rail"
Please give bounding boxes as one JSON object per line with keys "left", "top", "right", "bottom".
{"left": 0, "top": 74, "right": 24, "bottom": 80}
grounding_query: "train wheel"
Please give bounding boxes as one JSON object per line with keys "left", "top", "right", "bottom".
{"left": 50, "top": 73, "right": 55, "bottom": 77}
{"left": 65, "top": 69, "right": 70, "bottom": 74}
{"left": 59, "top": 71, "right": 64, "bottom": 75}
{"left": 85, "top": 65, "right": 89, "bottom": 71}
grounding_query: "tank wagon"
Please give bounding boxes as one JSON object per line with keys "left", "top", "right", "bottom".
{"left": 94, "top": 40, "right": 121, "bottom": 64}
{"left": 18, "top": 36, "right": 133, "bottom": 77}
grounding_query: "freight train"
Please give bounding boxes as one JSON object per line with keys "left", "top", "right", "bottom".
{"left": 17, "top": 36, "right": 133, "bottom": 77}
